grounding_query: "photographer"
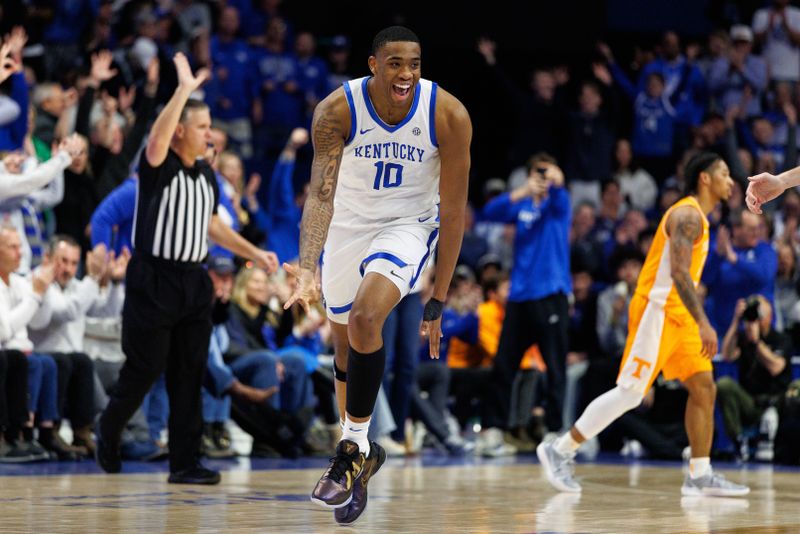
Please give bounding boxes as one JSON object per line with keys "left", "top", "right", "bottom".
{"left": 482, "top": 153, "right": 571, "bottom": 436}
{"left": 718, "top": 295, "right": 793, "bottom": 460}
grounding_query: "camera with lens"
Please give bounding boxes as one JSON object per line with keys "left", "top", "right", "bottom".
{"left": 742, "top": 296, "right": 761, "bottom": 322}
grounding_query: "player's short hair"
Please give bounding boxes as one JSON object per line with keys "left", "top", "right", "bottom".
{"left": 372, "top": 26, "right": 420, "bottom": 55}
{"left": 179, "top": 98, "right": 209, "bottom": 123}
{"left": 684, "top": 151, "right": 722, "bottom": 194}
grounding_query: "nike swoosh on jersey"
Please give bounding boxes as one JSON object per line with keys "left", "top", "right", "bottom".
{"left": 390, "top": 270, "right": 403, "bottom": 279}
{"left": 359, "top": 127, "right": 375, "bottom": 134}
{"left": 418, "top": 216, "right": 432, "bottom": 223}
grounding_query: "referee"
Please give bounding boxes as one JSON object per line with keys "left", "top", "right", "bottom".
{"left": 95, "top": 53, "right": 277, "bottom": 484}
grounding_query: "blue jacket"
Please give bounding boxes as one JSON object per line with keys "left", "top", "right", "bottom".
{"left": 482, "top": 187, "right": 571, "bottom": 302}
{"left": 702, "top": 239, "right": 778, "bottom": 335}
{"left": 0, "top": 73, "right": 28, "bottom": 151}
{"left": 610, "top": 62, "right": 676, "bottom": 158}
{"left": 265, "top": 155, "right": 302, "bottom": 263}
{"left": 207, "top": 36, "right": 258, "bottom": 120}
{"left": 90, "top": 177, "right": 136, "bottom": 254}
{"left": 208, "top": 175, "right": 240, "bottom": 259}
{"left": 253, "top": 49, "right": 304, "bottom": 128}
{"left": 638, "top": 57, "right": 707, "bottom": 127}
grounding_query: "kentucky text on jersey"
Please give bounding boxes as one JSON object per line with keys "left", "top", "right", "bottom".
{"left": 352, "top": 142, "right": 425, "bottom": 162}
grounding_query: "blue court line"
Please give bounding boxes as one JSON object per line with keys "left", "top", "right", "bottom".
{"left": 2, "top": 452, "right": 799, "bottom": 477}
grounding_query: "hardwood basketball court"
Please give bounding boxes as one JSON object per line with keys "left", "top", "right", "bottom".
{"left": 2, "top": 455, "right": 798, "bottom": 533}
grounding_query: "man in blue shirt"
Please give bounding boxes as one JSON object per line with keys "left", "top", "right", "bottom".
{"left": 207, "top": 6, "right": 258, "bottom": 160}
{"left": 482, "top": 153, "right": 571, "bottom": 433}
{"left": 252, "top": 17, "right": 303, "bottom": 168}
{"left": 703, "top": 208, "right": 778, "bottom": 336}
{"left": 294, "top": 32, "right": 330, "bottom": 128}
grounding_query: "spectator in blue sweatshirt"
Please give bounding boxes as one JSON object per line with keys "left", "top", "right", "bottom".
{"left": 703, "top": 208, "right": 778, "bottom": 337}
{"left": 740, "top": 110, "right": 798, "bottom": 175}
{"left": 252, "top": 17, "right": 303, "bottom": 171}
{"left": 598, "top": 55, "right": 679, "bottom": 181}
{"left": 481, "top": 154, "right": 571, "bottom": 433}
{"left": 294, "top": 32, "right": 330, "bottom": 127}
{"left": 638, "top": 32, "right": 708, "bottom": 129}
{"left": 707, "top": 25, "right": 768, "bottom": 119}
{"left": 207, "top": 6, "right": 258, "bottom": 160}
{"left": 0, "top": 27, "right": 28, "bottom": 152}
{"left": 90, "top": 177, "right": 136, "bottom": 256}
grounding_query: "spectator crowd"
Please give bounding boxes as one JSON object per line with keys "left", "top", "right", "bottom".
{"left": 1, "top": 0, "right": 800, "bottom": 466}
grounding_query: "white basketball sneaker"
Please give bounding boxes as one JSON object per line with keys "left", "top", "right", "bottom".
{"left": 537, "top": 436, "right": 581, "bottom": 493}
{"left": 681, "top": 471, "right": 750, "bottom": 497}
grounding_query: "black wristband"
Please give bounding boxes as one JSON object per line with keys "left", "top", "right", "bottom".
{"left": 423, "top": 297, "right": 444, "bottom": 321}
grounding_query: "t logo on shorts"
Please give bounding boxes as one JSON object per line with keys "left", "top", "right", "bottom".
{"left": 631, "top": 356, "right": 651, "bottom": 379}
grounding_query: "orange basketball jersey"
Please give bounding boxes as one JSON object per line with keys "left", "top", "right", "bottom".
{"left": 634, "top": 196, "right": 709, "bottom": 320}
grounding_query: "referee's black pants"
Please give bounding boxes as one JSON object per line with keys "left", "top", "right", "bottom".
{"left": 487, "top": 292, "right": 569, "bottom": 432}
{"left": 99, "top": 254, "right": 213, "bottom": 472}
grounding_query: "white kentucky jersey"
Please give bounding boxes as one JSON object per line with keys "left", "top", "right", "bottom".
{"left": 335, "top": 76, "right": 441, "bottom": 221}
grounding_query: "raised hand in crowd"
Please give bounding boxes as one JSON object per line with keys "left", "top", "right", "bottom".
{"left": 1, "top": 152, "right": 26, "bottom": 173}
{"left": 144, "top": 57, "right": 160, "bottom": 96}
{"left": 597, "top": 41, "right": 615, "bottom": 64}
{"left": 86, "top": 244, "right": 109, "bottom": 282}
{"left": 89, "top": 50, "right": 118, "bottom": 88}
{"left": 32, "top": 256, "right": 55, "bottom": 296}
{"left": 4, "top": 25, "right": 27, "bottom": 68}
{"left": 715, "top": 225, "right": 738, "bottom": 263}
{"left": 784, "top": 101, "right": 797, "bottom": 126}
{"left": 118, "top": 85, "right": 137, "bottom": 114}
{"left": 477, "top": 37, "right": 497, "bottom": 66}
{"left": 245, "top": 172, "right": 261, "bottom": 206}
{"left": 109, "top": 247, "right": 131, "bottom": 283}
{"left": 55, "top": 134, "right": 86, "bottom": 160}
{"left": 592, "top": 62, "right": 612, "bottom": 86}
{"left": 0, "top": 43, "right": 18, "bottom": 85}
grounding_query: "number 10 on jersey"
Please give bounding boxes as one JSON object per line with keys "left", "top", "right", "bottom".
{"left": 373, "top": 162, "right": 403, "bottom": 190}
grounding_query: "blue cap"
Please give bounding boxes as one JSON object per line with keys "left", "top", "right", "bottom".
{"left": 208, "top": 256, "right": 235, "bottom": 274}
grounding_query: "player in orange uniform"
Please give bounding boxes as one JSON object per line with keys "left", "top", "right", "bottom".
{"left": 538, "top": 152, "right": 750, "bottom": 497}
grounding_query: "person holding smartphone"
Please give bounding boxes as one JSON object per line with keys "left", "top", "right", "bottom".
{"left": 477, "top": 152, "right": 572, "bottom": 453}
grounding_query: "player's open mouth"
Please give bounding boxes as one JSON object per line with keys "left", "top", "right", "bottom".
{"left": 392, "top": 83, "right": 411, "bottom": 99}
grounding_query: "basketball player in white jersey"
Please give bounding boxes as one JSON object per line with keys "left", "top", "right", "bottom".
{"left": 283, "top": 26, "right": 471, "bottom": 525}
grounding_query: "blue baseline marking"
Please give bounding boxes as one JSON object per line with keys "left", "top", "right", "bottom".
{"left": 3, "top": 452, "right": 800, "bottom": 478}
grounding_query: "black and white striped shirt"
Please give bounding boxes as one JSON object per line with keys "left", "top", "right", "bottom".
{"left": 132, "top": 149, "right": 219, "bottom": 263}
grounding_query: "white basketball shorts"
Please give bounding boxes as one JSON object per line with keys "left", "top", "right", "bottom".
{"left": 321, "top": 213, "right": 439, "bottom": 324}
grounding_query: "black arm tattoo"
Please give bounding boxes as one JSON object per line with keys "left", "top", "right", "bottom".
{"left": 669, "top": 208, "right": 710, "bottom": 325}
{"left": 298, "top": 106, "right": 343, "bottom": 271}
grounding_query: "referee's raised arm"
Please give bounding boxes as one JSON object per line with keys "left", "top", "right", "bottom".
{"left": 145, "top": 53, "right": 209, "bottom": 168}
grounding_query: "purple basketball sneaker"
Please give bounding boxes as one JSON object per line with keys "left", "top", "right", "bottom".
{"left": 334, "top": 440, "right": 386, "bottom": 525}
{"left": 310, "top": 439, "right": 365, "bottom": 508}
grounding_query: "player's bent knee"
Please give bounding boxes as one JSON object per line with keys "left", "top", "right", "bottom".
{"left": 348, "top": 306, "right": 383, "bottom": 337}
{"left": 616, "top": 386, "right": 645, "bottom": 411}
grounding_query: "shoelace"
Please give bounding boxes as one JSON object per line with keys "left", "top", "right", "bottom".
{"left": 554, "top": 453, "right": 576, "bottom": 478}
{"left": 325, "top": 451, "right": 358, "bottom": 482}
